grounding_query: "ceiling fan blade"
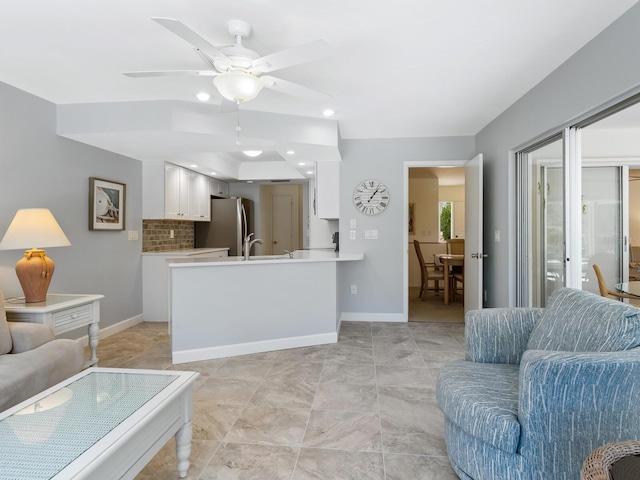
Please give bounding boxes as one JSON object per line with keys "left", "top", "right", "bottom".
{"left": 252, "top": 40, "right": 331, "bottom": 73}
{"left": 219, "top": 98, "right": 239, "bottom": 113}
{"left": 261, "top": 75, "right": 331, "bottom": 103}
{"left": 152, "top": 17, "right": 232, "bottom": 69}
{"left": 123, "top": 70, "right": 218, "bottom": 78}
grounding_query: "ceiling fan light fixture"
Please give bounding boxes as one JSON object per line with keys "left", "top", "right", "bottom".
{"left": 213, "top": 71, "right": 264, "bottom": 102}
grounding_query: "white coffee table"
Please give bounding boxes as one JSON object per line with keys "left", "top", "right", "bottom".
{"left": 0, "top": 367, "right": 199, "bottom": 480}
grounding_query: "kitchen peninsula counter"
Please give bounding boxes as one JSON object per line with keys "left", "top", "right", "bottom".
{"left": 167, "top": 250, "right": 364, "bottom": 364}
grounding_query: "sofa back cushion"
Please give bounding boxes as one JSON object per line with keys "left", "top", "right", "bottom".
{"left": 0, "top": 291, "right": 12, "bottom": 355}
{"left": 526, "top": 288, "right": 640, "bottom": 352}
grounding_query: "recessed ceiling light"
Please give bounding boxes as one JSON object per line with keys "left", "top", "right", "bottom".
{"left": 306, "top": 170, "right": 314, "bottom": 175}
{"left": 323, "top": 108, "right": 335, "bottom": 117}
{"left": 298, "top": 162, "right": 306, "bottom": 166}
{"left": 243, "top": 150, "right": 262, "bottom": 157}
{"left": 286, "top": 150, "right": 295, "bottom": 155}
{"left": 196, "top": 92, "right": 211, "bottom": 102}
{"left": 190, "top": 164, "right": 199, "bottom": 168}
{"left": 247, "top": 180, "right": 254, "bottom": 184}
{"left": 210, "top": 172, "right": 217, "bottom": 175}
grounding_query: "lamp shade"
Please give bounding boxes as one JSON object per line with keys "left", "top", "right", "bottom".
{"left": 0, "top": 209, "right": 71, "bottom": 250}
{"left": 213, "top": 71, "right": 264, "bottom": 102}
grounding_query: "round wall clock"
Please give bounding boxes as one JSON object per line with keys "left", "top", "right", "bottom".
{"left": 353, "top": 179, "right": 389, "bottom": 215}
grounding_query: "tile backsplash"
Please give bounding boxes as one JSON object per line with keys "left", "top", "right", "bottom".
{"left": 142, "top": 219, "right": 194, "bottom": 252}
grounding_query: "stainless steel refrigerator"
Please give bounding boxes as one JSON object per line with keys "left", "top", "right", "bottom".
{"left": 194, "top": 197, "right": 253, "bottom": 256}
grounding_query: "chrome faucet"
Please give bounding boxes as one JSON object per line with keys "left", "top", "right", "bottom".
{"left": 243, "top": 233, "right": 263, "bottom": 260}
{"left": 283, "top": 250, "right": 294, "bottom": 259}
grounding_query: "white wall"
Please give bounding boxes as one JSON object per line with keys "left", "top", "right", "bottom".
{"left": 0, "top": 81, "right": 143, "bottom": 335}
{"left": 476, "top": 2, "right": 640, "bottom": 307}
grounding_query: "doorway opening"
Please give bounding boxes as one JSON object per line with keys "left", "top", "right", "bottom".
{"left": 407, "top": 166, "right": 465, "bottom": 323}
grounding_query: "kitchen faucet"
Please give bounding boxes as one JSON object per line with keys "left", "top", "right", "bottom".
{"left": 243, "top": 233, "right": 263, "bottom": 260}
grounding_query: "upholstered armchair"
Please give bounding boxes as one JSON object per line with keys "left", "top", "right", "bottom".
{"left": 436, "top": 288, "right": 640, "bottom": 480}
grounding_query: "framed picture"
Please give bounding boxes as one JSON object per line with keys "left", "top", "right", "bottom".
{"left": 89, "top": 177, "right": 126, "bottom": 230}
{"left": 408, "top": 203, "right": 415, "bottom": 234}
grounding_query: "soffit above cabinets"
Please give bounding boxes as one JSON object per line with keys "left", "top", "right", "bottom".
{"left": 57, "top": 100, "right": 341, "bottom": 181}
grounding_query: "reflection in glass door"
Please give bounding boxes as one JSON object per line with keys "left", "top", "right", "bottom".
{"left": 516, "top": 137, "right": 564, "bottom": 307}
{"left": 581, "top": 166, "right": 625, "bottom": 294}
{"left": 544, "top": 166, "right": 565, "bottom": 301}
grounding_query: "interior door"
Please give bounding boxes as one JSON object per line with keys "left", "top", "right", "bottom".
{"left": 465, "top": 154, "right": 483, "bottom": 312}
{"left": 272, "top": 194, "right": 294, "bottom": 254}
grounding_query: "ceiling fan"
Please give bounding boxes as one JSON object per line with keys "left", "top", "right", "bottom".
{"left": 124, "top": 18, "right": 331, "bottom": 111}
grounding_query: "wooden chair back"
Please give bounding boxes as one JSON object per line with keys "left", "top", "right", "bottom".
{"left": 446, "top": 238, "right": 465, "bottom": 255}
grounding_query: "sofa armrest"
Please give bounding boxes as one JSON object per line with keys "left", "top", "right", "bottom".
{"left": 517, "top": 348, "right": 640, "bottom": 472}
{"left": 465, "top": 307, "right": 543, "bottom": 364}
{"left": 519, "top": 348, "right": 640, "bottom": 415}
{"left": 7, "top": 321, "right": 55, "bottom": 353}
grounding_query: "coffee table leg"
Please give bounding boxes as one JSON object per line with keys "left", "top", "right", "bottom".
{"left": 88, "top": 322, "right": 99, "bottom": 365}
{"left": 175, "top": 421, "right": 192, "bottom": 478}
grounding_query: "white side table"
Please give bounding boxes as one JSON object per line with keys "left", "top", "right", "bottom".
{"left": 3, "top": 294, "right": 104, "bottom": 366}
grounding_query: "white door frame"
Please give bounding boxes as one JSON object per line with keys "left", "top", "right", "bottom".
{"left": 403, "top": 160, "right": 468, "bottom": 322}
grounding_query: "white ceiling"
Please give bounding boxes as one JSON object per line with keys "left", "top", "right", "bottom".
{"left": 1, "top": 0, "right": 638, "bottom": 180}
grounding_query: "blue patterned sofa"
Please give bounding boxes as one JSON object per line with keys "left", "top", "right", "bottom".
{"left": 436, "top": 288, "right": 640, "bottom": 480}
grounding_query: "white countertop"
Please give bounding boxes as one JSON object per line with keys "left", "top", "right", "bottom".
{"left": 142, "top": 248, "right": 229, "bottom": 257}
{"left": 167, "top": 250, "right": 364, "bottom": 267}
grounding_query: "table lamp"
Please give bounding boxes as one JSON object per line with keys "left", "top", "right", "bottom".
{"left": 0, "top": 208, "right": 71, "bottom": 303}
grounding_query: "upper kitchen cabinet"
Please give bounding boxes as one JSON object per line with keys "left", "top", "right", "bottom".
{"left": 143, "top": 162, "right": 211, "bottom": 221}
{"left": 315, "top": 161, "right": 340, "bottom": 219}
{"left": 189, "top": 171, "right": 211, "bottom": 221}
{"left": 210, "top": 178, "right": 229, "bottom": 197}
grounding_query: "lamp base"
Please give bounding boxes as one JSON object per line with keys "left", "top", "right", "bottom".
{"left": 15, "top": 249, "right": 55, "bottom": 303}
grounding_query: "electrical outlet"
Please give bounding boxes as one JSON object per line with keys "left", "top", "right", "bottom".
{"left": 350, "top": 285, "right": 357, "bottom": 294}
{"left": 349, "top": 229, "right": 356, "bottom": 240}
{"left": 170, "top": 229, "right": 174, "bottom": 239}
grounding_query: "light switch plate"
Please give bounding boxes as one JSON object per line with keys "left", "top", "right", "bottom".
{"left": 365, "top": 229, "right": 378, "bottom": 240}
{"left": 128, "top": 230, "right": 138, "bottom": 241}
{"left": 350, "top": 219, "right": 357, "bottom": 229}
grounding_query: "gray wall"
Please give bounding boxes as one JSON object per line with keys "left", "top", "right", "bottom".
{"left": 0, "top": 81, "right": 143, "bottom": 335}
{"left": 476, "top": 1, "right": 640, "bottom": 307}
{"left": 338, "top": 136, "right": 475, "bottom": 316}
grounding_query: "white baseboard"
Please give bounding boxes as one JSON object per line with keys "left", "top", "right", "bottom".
{"left": 76, "top": 314, "right": 144, "bottom": 347}
{"left": 340, "top": 312, "right": 406, "bottom": 323}
{"left": 172, "top": 332, "right": 338, "bottom": 364}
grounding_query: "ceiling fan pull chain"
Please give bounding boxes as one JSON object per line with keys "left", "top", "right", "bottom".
{"left": 236, "top": 103, "right": 242, "bottom": 145}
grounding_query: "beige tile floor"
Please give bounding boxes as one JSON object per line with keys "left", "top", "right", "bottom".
{"left": 92, "top": 319, "right": 464, "bottom": 479}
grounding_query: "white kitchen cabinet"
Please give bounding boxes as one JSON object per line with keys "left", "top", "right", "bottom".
{"left": 143, "top": 162, "right": 211, "bottom": 221}
{"left": 164, "top": 162, "right": 191, "bottom": 219}
{"left": 189, "top": 171, "right": 211, "bottom": 221}
{"left": 315, "top": 161, "right": 340, "bottom": 219}
{"left": 210, "top": 178, "right": 229, "bottom": 197}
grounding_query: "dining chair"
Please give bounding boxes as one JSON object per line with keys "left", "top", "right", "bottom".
{"left": 446, "top": 238, "right": 464, "bottom": 302}
{"left": 592, "top": 264, "right": 638, "bottom": 300}
{"left": 446, "top": 238, "right": 465, "bottom": 255}
{"left": 414, "top": 240, "right": 445, "bottom": 299}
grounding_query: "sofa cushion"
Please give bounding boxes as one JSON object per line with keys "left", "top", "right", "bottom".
{"left": 0, "top": 291, "right": 12, "bottom": 355}
{"left": 437, "top": 360, "right": 521, "bottom": 453}
{"left": 526, "top": 288, "right": 640, "bottom": 353}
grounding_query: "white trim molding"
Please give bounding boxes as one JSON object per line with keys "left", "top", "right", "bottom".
{"left": 340, "top": 312, "right": 406, "bottom": 323}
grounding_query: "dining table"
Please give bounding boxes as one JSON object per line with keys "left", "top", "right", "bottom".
{"left": 437, "top": 254, "right": 464, "bottom": 306}
{"left": 614, "top": 281, "right": 640, "bottom": 298}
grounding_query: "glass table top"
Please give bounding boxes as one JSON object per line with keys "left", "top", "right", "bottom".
{"left": 615, "top": 281, "right": 640, "bottom": 298}
{"left": 0, "top": 370, "right": 178, "bottom": 479}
